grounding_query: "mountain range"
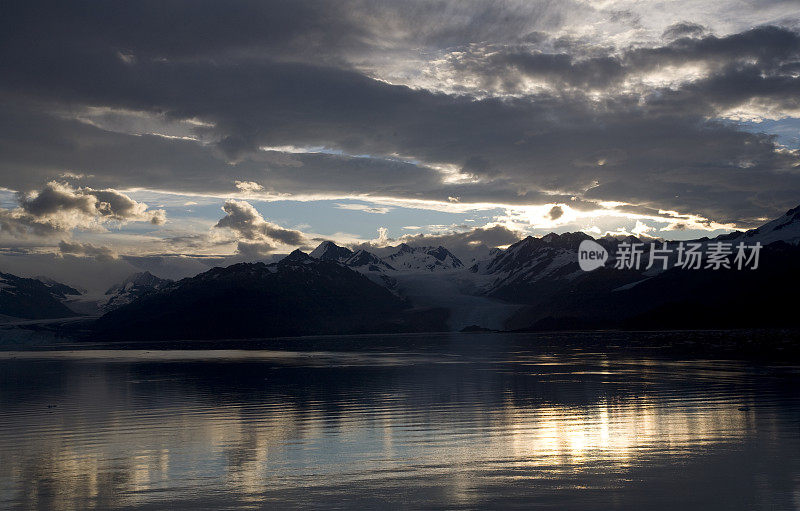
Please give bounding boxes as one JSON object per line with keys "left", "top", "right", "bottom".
{"left": 92, "top": 250, "right": 447, "bottom": 340}
{"left": 2, "top": 204, "right": 800, "bottom": 339}
{"left": 310, "top": 240, "right": 463, "bottom": 272}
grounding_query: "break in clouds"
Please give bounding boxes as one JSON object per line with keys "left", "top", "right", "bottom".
{"left": 1, "top": 0, "right": 800, "bottom": 261}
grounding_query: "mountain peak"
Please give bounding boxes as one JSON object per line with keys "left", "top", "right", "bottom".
{"left": 105, "top": 271, "right": 170, "bottom": 295}
{"left": 425, "top": 246, "right": 463, "bottom": 266}
{"left": 128, "top": 271, "right": 166, "bottom": 286}
{"left": 282, "top": 249, "right": 312, "bottom": 263}
{"left": 309, "top": 240, "right": 354, "bottom": 261}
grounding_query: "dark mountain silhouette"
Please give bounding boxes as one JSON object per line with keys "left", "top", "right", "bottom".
{"left": 93, "top": 250, "right": 447, "bottom": 340}
{"left": 503, "top": 240, "right": 800, "bottom": 331}
{"left": 459, "top": 205, "right": 799, "bottom": 331}
{"left": 0, "top": 273, "right": 81, "bottom": 319}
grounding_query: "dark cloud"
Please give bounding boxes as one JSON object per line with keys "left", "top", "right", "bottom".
{"left": 0, "top": 2, "right": 798, "bottom": 229}
{"left": 58, "top": 240, "right": 117, "bottom": 261}
{"left": 662, "top": 22, "right": 707, "bottom": 40}
{"left": 448, "top": 49, "right": 626, "bottom": 90}
{"left": 630, "top": 25, "right": 800, "bottom": 70}
{"left": 0, "top": 1, "right": 370, "bottom": 69}
{"left": 548, "top": 206, "right": 564, "bottom": 220}
{"left": 0, "top": 101, "right": 584, "bottom": 208}
{"left": 445, "top": 26, "right": 800, "bottom": 95}
{"left": 19, "top": 183, "right": 95, "bottom": 218}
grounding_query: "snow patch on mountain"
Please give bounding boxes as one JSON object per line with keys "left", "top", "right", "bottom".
{"left": 100, "top": 271, "right": 172, "bottom": 312}
{"left": 345, "top": 250, "right": 396, "bottom": 272}
{"left": 717, "top": 205, "right": 800, "bottom": 246}
{"left": 468, "top": 233, "right": 595, "bottom": 297}
{"left": 384, "top": 244, "right": 464, "bottom": 271}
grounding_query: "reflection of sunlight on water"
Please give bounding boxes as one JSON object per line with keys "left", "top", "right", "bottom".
{"left": 0, "top": 349, "right": 797, "bottom": 509}
{"left": 0, "top": 394, "right": 749, "bottom": 507}
{"left": 499, "top": 399, "right": 745, "bottom": 471}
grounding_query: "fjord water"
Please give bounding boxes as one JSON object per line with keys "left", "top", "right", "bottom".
{"left": 1, "top": 333, "right": 799, "bottom": 510}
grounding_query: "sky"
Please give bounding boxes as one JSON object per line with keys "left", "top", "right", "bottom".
{"left": 1, "top": 0, "right": 800, "bottom": 289}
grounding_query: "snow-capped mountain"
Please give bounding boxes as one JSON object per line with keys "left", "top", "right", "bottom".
{"left": 309, "top": 240, "right": 464, "bottom": 273}
{"left": 308, "top": 243, "right": 397, "bottom": 288}
{"left": 384, "top": 244, "right": 464, "bottom": 271}
{"left": 716, "top": 204, "right": 800, "bottom": 245}
{"left": 309, "top": 241, "right": 394, "bottom": 272}
{"left": 309, "top": 240, "right": 468, "bottom": 273}
{"left": 342, "top": 249, "right": 398, "bottom": 289}
{"left": 469, "top": 232, "right": 619, "bottom": 300}
{"left": 473, "top": 232, "right": 591, "bottom": 275}
{"left": 101, "top": 271, "right": 172, "bottom": 312}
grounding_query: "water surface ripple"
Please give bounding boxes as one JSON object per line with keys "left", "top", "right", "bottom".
{"left": 0, "top": 333, "right": 799, "bottom": 509}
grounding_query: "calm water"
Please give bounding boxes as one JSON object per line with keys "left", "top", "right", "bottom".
{"left": 1, "top": 333, "right": 799, "bottom": 510}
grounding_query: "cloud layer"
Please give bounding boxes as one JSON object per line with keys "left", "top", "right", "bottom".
{"left": 0, "top": 0, "right": 799, "bottom": 264}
